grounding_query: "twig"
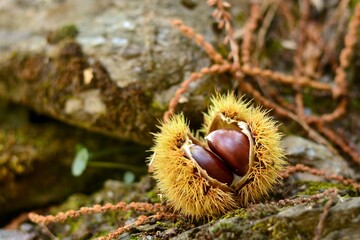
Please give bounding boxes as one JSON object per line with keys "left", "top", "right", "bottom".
{"left": 163, "top": 63, "right": 232, "bottom": 122}
{"left": 313, "top": 189, "right": 338, "bottom": 240}
{"left": 241, "top": 3, "right": 261, "bottom": 65}
{"left": 241, "top": 81, "right": 337, "bottom": 153}
{"left": 171, "top": 20, "right": 333, "bottom": 91}
{"left": 333, "top": 2, "right": 360, "bottom": 98}
{"left": 28, "top": 202, "right": 166, "bottom": 225}
{"left": 255, "top": 1, "right": 278, "bottom": 61}
{"left": 98, "top": 212, "right": 177, "bottom": 240}
{"left": 172, "top": 19, "right": 224, "bottom": 64}
{"left": 208, "top": 0, "right": 239, "bottom": 66}
{"left": 280, "top": 164, "right": 360, "bottom": 189}
{"left": 293, "top": 0, "right": 311, "bottom": 118}
{"left": 316, "top": 123, "right": 360, "bottom": 165}
{"left": 238, "top": 65, "right": 332, "bottom": 91}
{"left": 271, "top": 188, "right": 339, "bottom": 207}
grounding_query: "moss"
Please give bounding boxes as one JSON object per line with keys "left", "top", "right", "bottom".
{"left": 296, "top": 181, "right": 358, "bottom": 197}
{"left": 267, "top": 39, "right": 284, "bottom": 55}
{"left": 252, "top": 217, "right": 302, "bottom": 240}
{"left": 123, "top": 210, "right": 135, "bottom": 221}
{"left": 221, "top": 208, "right": 248, "bottom": 220}
{"left": 351, "top": 98, "right": 360, "bottom": 110}
{"left": 47, "top": 24, "right": 79, "bottom": 44}
{"left": 235, "top": 11, "right": 247, "bottom": 25}
{"left": 146, "top": 189, "right": 161, "bottom": 203}
{"left": 150, "top": 99, "right": 168, "bottom": 112}
{"left": 180, "top": 0, "right": 197, "bottom": 9}
{"left": 216, "top": 43, "right": 230, "bottom": 59}
{"left": 67, "top": 219, "right": 85, "bottom": 237}
{"left": 0, "top": 130, "right": 36, "bottom": 182}
{"left": 156, "top": 218, "right": 187, "bottom": 230}
{"left": 130, "top": 236, "right": 142, "bottom": 240}
{"left": 213, "top": 221, "right": 237, "bottom": 232}
{"left": 350, "top": 0, "right": 360, "bottom": 9}
{"left": 173, "top": 219, "right": 187, "bottom": 228}
{"left": 156, "top": 220, "right": 172, "bottom": 228}
{"left": 49, "top": 194, "right": 89, "bottom": 214}
{"left": 247, "top": 204, "right": 281, "bottom": 220}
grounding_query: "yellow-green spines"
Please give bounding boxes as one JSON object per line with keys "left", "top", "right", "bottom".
{"left": 203, "top": 94, "right": 286, "bottom": 205}
{"left": 150, "top": 114, "right": 237, "bottom": 219}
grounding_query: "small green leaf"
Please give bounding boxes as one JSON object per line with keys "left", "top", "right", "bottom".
{"left": 123, "top": 171, "right": 135, "bottom": 184}
{"left": 72, "top": 145, "right": 90, "bottom": 177}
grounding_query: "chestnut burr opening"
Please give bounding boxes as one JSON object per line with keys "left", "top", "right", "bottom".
{"left": 206, "top": 129, "right": 250, "bottom": 176}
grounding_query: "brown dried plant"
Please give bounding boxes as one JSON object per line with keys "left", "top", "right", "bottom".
{"left": 165, "top": 0, "right": 360, "bottom": 165}
{"left": 28, "top": 1, "right": 360, "bottom": 239}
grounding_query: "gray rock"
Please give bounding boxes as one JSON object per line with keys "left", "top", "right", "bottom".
{"left": 175, "top": 197, "right": 360, "bottom": 239}
{"left": 0, "top": 230, "right": 35, "bottom": 240}
{"left": 0, "top": 0, "right": 236, "bottom": 145}
{"left": 283, "top": 136, "right": 355, "bottom": 180}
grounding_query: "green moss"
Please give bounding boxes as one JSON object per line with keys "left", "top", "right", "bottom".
{"left": 235, "top": 11, "right": 247, "bottom": 24}
{"left": 350, "top": 0, "right": 360, "bottom": 9}
{"left": 214, "top": 221, "right": 237, "bottom": 232}
{"left": 154, "top": 218, "right": 191, "bottom": 233}
{"left": 257, "top": 39, "right": 285, "bottom": 64}
{"left": 0, "top": 130, "right": 36, "bottom": 182}
{"left": 67, "top": 219, "right": 85, "bottom": 237}
{"left": 156, "top": 219, "right": 178, "bottom": 229}
{"left": 251, "top": 217, "right": 274, "bottom": 235}
{"left": 221, "top": 208, "right": 248, "bottom": 220}
{"left": 146, "top": 190, "right": 161, "bottom": 203}
{"left": 123, "top": 210, "right": 134, "bottom": 220}
{"left": 268, "top": 39, "right": 284, "bottom": 53}
{"left": 301, "top": 91, "right": 340, "bottom": 116}
{"left": 173, "top": 219, "right": 186, "bottom": 228}
{"left": 252, "top": 217, "right": 302, "bottom": 240}
{"left": 150, "top": 100, "right": 168, "bottom": 112}
{"left": 296, "top": 181, "right": 357, "bottom": 197}
{"left": 47, "top": 24, "right": 79, "bottom": 44}
{"left": 351, "top": 98, "right": 360, "bottom": 110}
{"left": 49, "top": 194, "right": 89, "bottom": 214}
{"left": 216, "top": 43, "right": 230, "bottom": 59}
{"left": 130, "top": 236, "right": 142, "bottom": 240}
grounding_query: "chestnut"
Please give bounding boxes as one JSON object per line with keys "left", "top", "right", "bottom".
{"left": 186, "top": 144, "right": 234, "bottom": 185}
{"left": 206, "top": 129, "right": 250, "bottom": 176}
{"left": 149, "top": 93, "right": 286, "bottom": 219}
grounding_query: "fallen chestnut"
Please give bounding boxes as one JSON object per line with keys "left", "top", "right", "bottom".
{"left": 149, "top": 93, "right": 286, "bottom": 219}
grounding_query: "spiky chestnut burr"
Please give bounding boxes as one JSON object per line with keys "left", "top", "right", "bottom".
{"left": 203, "top": 94, "right": 286, "bottom": 206}
{"left": 149, "top": 93, "right": 286, "bottom": 219}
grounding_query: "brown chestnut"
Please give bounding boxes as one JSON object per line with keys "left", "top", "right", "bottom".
{"left": 206, "top": 129, "right": 250, "bottom": 176}
{"left": 188, "top": 144, "right": 234, "bottom": 185}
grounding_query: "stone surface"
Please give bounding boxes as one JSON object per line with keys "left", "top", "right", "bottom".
{"left": 0, "top": 229, "right": 35, "bottom": 240}
{"left": 283, "top": 135, "right": 355, "bottom": 180}
{"left": 175, "top": 197, "right": 360, "bottom": 239}
{"left": 0, "top": 0, "right": 236, "bottom": 145}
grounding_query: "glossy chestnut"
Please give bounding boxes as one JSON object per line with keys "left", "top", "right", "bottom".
{"left": 186, "top": 144, "right": 234, "bottom": 185}
{"left": 206, "top": 129, "right": 250, "bottom": 177}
